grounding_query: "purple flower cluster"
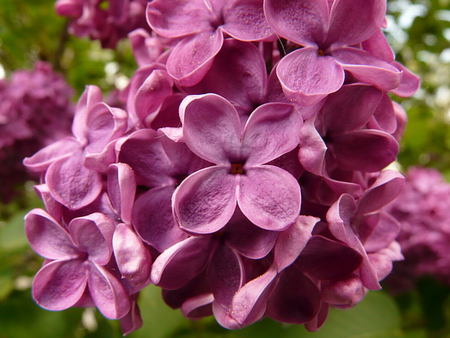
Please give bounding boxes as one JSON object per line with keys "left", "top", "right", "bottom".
{"left": 384, "top": 167, "right": 450, "bottom": 292}
{"left": 0, "top": 61, "right": 73, "bottom": 203}
{"left": 55, "top": 0, "right": 151, "bottom": 48}
{"left": 24, "top": 0, "right": 420, "bottom": 335}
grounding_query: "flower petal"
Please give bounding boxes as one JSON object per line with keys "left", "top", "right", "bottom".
{"left": 276, "top": 47, "right": 344, "bottom": 106}
{"left": 33, "top": 259, "right": 87, "bottom": 311}
{"left": 173, "top": 166, "right": 237, "bottom": 234}
{"left": 238, "top": 165, "right": 301, "bottom": 231}
{"left": 107, "top": 163, "right": 136, "bottom": 224}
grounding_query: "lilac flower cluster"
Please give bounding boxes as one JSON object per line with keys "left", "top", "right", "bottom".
{"left": 24, "top": 0, "right": 420, "bottom": 335}
{"left": 0, "top": 61, "right": 73, "bottom": 203}
{"left": 55, "top": 0, "right": 151, "bottom": 48}
{"left": 384, "top": 167, "right": 450, "bottom": 292}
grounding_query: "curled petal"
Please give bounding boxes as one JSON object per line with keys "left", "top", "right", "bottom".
{"left": 238, "top": 165, "right": 301, "bottom": 231}
{"left": 390, "top": 61, "right": 421, "bottom": 97}
{"left": 107, "top": 163, "right": 137, "bottom": 224}
{"left": 182, "top": 293, "right": 214, "bottom": 319}
{"left": 151, "top": 236, "right": 215, "bottom": 289}
{"left": 33, "top": 259, "right": 88, "bottom": 311}
{"left": 88, "top": 263, "right": 130, "bottom": 319}
{"left": 298, "top": 117, "right": 327, "bottom": 175}
{"left": 167, "top": 31, "right": 223, "bottom": 86}
{"left": 72, "top": 85, "right": 103, "bottom": 142}
{"left": 69, "top": 213, "right": 115, "bottom": 266}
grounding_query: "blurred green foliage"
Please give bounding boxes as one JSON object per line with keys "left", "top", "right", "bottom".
{"left": 0, "top": 0, "right": 450, "bottom": 337}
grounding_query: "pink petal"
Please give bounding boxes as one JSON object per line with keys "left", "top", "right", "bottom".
{"left": 264, "top": 0, "right": 329, "bottom": 46}
{"left": 33, "top": 259, "right": 88, "bottom": 311}
{"left": 88, "top": 263, "right": 130, "bottom": 319}
{"left": 113, "top": 223, "right": 152, "bottom": 286}
{"left": 390, "top": 61, "right": 421, "bottom": 97}
{"left": 242, "top": 102, "right": 302, "bottom": 165}
{"left": 238, "top": 165, "right": 301, "bottom": 231}
{"left": 276, "top": 47, "right": 344, "bottom": 105}
{"left": 25, "top": 208, "right": 79, "bottom": 260}
{"left": 107, "top": 163, "right": 136, "bottom": 225}
{"left": 173, "top": 166, "right": 237, "bottom": 234}
{"left": 72, "top": 85, "right": 103, "bottom": 142}
{"left": 180, "top": 93, "right": 241, "bottom": 164}
{"left": 167, "top": 30, "right": 223, "bottom": 86}
{"left": 298, "top": 117, "right": 327, "bottom": 175}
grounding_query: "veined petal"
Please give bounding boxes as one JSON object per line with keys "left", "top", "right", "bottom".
{"left": 33, "top": 259, "right": 88, "bottom": 311}
{"left": 238, "top": 165, "right": 301, "bottom": 231}
{"left": 69, "top": 213, "right": 115, "bottom": 266}
{"left": 180, "top": 93, "right": 241, "bottom": 164}
{"left": 333, "top": 47, "right": 402, "bottom": 91}
{"left": 46, "top": 151, "right": 103, "bottom": 210}
{"left": 264, "top": 0, "right": 329, "bottom": 46}
{"left": 25, "top": 208, "right": 79, "bottom": 260}
{"left": 88, "top": 263, "right": 130, "bottom": 319}
{"left": 173, "top": 166, "right": 237, "bottom": 234}
{"left": 167, "top": 31, "right": 223, "bottom": 86}
{"left": 276, "top": 47, "right": 344, "bottom": 106}
{"left": 151, "top": 236, "right": 215, "bottom": 289}
{"left": 242, "top": 103, "right": 301, "bottom": 165}
{"left": 146, "top": 0, "right": 213, "bottom": 38}
{"left": 326, "top": 0, "right": 386, "bottom": 47}
{"left": 222, "top": 0, "right": 275, "bottom": 41}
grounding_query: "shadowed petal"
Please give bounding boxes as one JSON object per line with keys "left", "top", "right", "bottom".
{"left": 107, "top": 163, "right": 136, "bottom": 225}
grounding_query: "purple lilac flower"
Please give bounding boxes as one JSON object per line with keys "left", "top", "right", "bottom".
{"left": 0, "top": 61, "right": 74, "bottom": 203}
{"left": 384, "top": 167, "right": 450, "bottom": 292}
{"left": 55, "top": 0, "right": 150, "bottom": 48}
{"left": 23, "top": 0, "right": 421, "bottom": 335}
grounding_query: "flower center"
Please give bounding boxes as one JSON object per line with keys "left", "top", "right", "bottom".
{"left": 230, "top": 163, "right": 245, "bottom": 175}
{"left": 318, "top": 49, "right": 325, "bottom": 57}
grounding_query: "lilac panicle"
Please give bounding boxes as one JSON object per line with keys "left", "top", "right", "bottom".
{"left": 22, "top": 0, "right": 421, "bottom": 335}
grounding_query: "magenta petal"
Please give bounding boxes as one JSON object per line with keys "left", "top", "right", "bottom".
{"left": 120, "top": 295, "right": 143, "bottom": 336}
{"left": 182, "top": 293, "right": 214, "bottom": 320}
{"left": 362, "top": 28, "right": 395, "bottom": 63}
{"left": 134, "top": 69, "right": 173, "bottom": 125}
{"left": 222, "top": 0, "right": 274, "bottom": 41}
{"left": 151, "top": 236, "right": 215, "bottom": 289}
{"left": 329, "top": 129, "right": 399, "bottom": 172}
{"left": 274, "top": 215, "right": 318, "bottom": 271}
{"left": 46, "top": 151, "right": 103, "bottom": 210}
{"left": 326, "top": 0, "right": 386, "bottom": 46}
{"left": 238, "top": 165, "right": 301, "bottom": 231}
{"left": 133, "top": 186, "right": 188, "bottom": 252}
{"left": 180, "top": 93, "right": 241, "bottom": 164}
{"left": 88, "top": 263, "right": 130, "bottom": 319}
{"left": 242, "top": 103, "right": 302, "bottom": 165}
{"left": 333, "top": 47, "right": 402, "bottom": 91}
{"left": 33, "top": 259, "right": 87, "bottom": 311}
{"left": 208, "top": 245, "right": 244, "bottom": 308}
{"left": 146, "top": 0, "right": 213, "bottom": 38}
{"left": 25, "top": 208, "right": 79, "bottom": 260}
{"left": 69, "top": 213, "right": 115, "bottom": 266}
{"left": 321, "top": 84, "right": 383, "bottom": 134}
{"left": 113, "top": 223, "right": 151, "bottom": 286}
{"left": 296, "top": 236, "right": 363, "bottom": 280}
{"left": 357, "top": 170, "right": 405, "bottom": 214}
{"left": 167, "top": 31, "right": 224, "bottom": 86}
{"left": 298, "top": 117, "right": 327, "bottom": 175}
{"left": 174, "top": 166, "right": 237, "bottom": 234}
{"left": 264, "top": 0, "right": 329, "bottom": 46}
{"left": 107, "top": 163, "right": 136, "bottom": 225}
{"left": 23, "top": 137, "right": 80, "bottom": 172}
{"left": 390, "top": 61, "right": 421, "bottom": 97}
{"left": 72, "top": 85, "right": 103, "bottom": 141}
{"left": 231, "top": 264, "right": 278, "bottom": 325}
{"left": 266, "top": 267, "right": 321, "bottom": 324}
{"left": 277, "top": 47, "right": 344, "bottom": 105}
